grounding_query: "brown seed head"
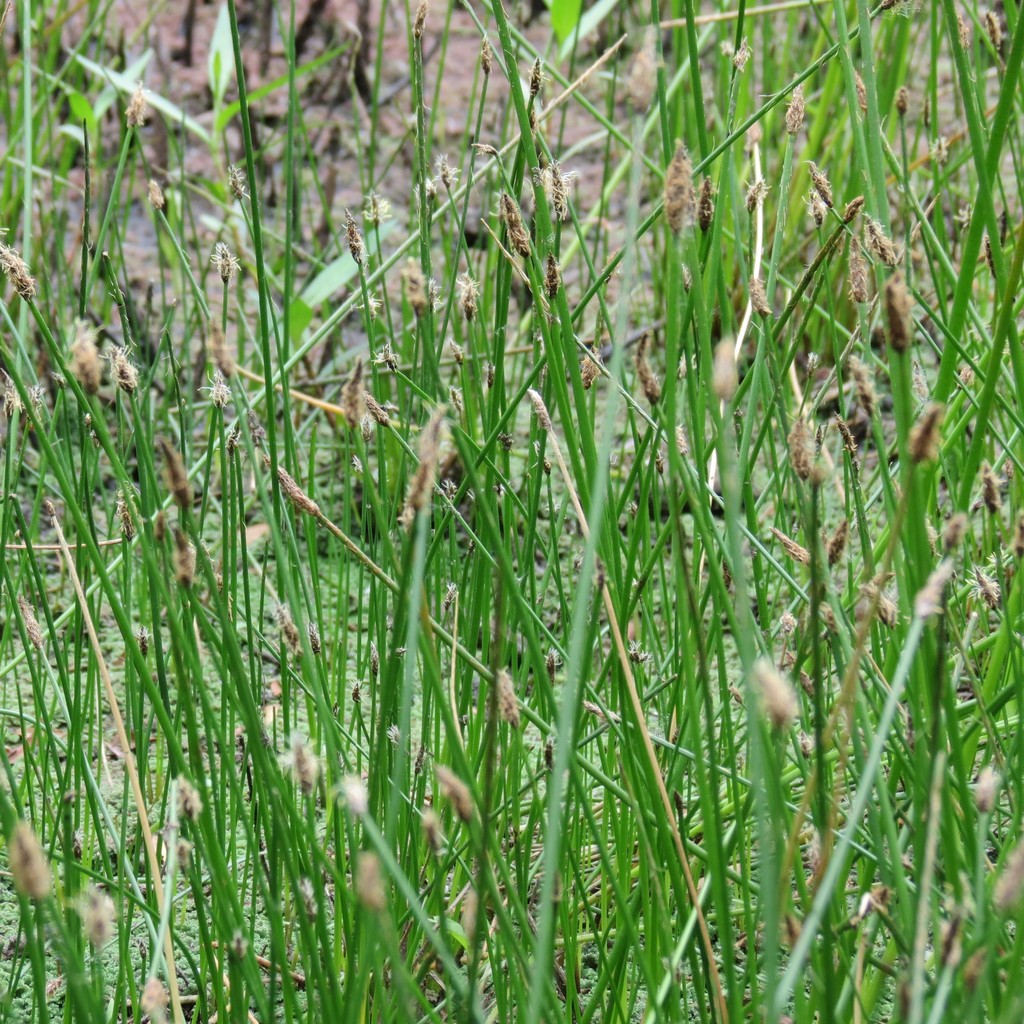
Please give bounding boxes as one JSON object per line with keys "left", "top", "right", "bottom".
{"left": 211, "top": 241, "right": 240, "bottom": 284}
{"left": 698, "top": 176, "right": 716, "bottom": 232}
{"left": 771, "top": 527, "right": 810, "bottom": 566}
{"left": 788, "top": 419, "right": 814, "bottom": 480}
{"left": 545, "top": 254, "right": 561, "bottom": 299}
{"left": 458, "top": 273, "right": 479, "bottom": 321}
{"left": 413, "top": 0, "right": 428, "bottom": 38}
{"left": 985, "top": 10, "right": 1003, "bottom": 51}
{"left": 854, "top": 70, "right": 868, "bottom": 111}
{"left": 173, "top": 528, "right": 196, "bottom": 588}
{"left": 827, "top": 519, "right": 848, "bottom": 566}
{"left": 866, "top": 217, "right": 899, "bottom": 267}
{"left": 110, "top": 346, "right": 138, "bottom": 393}
{"left": 125, "top": 84, "right": 148, "bottom": 128}
{"left": 140, "top": 979, "right": 168, "bottom": 1024}
{"left": 664, "top": 144, "right": 696, "bottom": 233}
{"left": 276, "top": 605, "right": 302, "bottom": 657}
{"left": 849, "top": 238, "right": 869, "bottom": 303}
{"left": 527, "top": 389, "right": 552, "bottom": 431}
{"left": 356, "top": 851, "right": 387, "bottom": 911}
{"left": 344, "top": 209, "right": 365, "bottom": 266}
{"left": 17, "top": 595, "right": 44, "bottom": 651}
{"left": 850, "top": 357, "right": 876, "bottom": 418}
{"left": 158, "top": 437, "right": 192, "bottom": 509}
{"left": 975, "top": 767, "right": 999, "bottom": 813}
{"left": 842, "top": 196, "right": 865, "bottom": 223}
{"left": 435, "top": 765, "right": 474, "bottom": 822}
{"left": 0, "top": 243, "right": 36, "bottom": 300}
{"left": 581, "top": 350, "right": 601, "bottom": 389}
{"left": 147, "top": 179, "right": 165, "bottom": 211}
{"left": 943, "top": 512, "right": 969, "bottom": 551}
{"left": 500, "top": 193, "right": 532, "bottom": 259}
{"left": 981, "top": 462, "right": 1001, "bottom": 515}
{"left": 70, "top": 319, "right": 102, "bottom": 394}
{"left": 635, "top": 332, "right": 662, "bottom": 404}
{"left": 750, "top": 277, "right": 771, "bottom": 317}
{"left": 227, "top": 165, "right": 248, "bottom": 200}
{"left": 896, "top": 85, "right": 910, "bottom": 116}
{"left": 746, "top": 178, "right": 768, "bottom": 213}
{"left": 529, "top": 58, "right": 544, "bottom": 99}
{"left": 286, "top": 735, "right": 321, "bottom": 795}
{"left": 480, "top": 39, "right": 493, "bottom": 75}
{"left": 277, "top": 464, "right": 320, "bottom": 517}
{"left": 364, "top": 391, "right": 392, "bottom": 428}
{"left": 884, "top": 272, "right": 913, "bottom": 352}
{"left": 913, "top": 559, "right": 954, "bottom": 618}
{"left": 909, "top": 402, "right": 944, "bottom": 463}
{"left": 786, "top": 85, "right": 805, "bottom": 135}
{"left": 496, "top": 669, "right": 520, "bottom": 728}
{"left": 712, "top": 339, "right": 737, "bottom": 401}
{"left": 9, "top": 821, "right": 52, "bottom": 901}
{"left": 808, "top": 162, "right": 833, "bottom": 208}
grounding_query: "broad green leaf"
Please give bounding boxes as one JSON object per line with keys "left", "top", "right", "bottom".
{"left": 75, "top": 52, "right": 211, "bottom": 144}
{"left": 66, "top": 89, "right": 97, "bottom": 136}
{"left": 549, "top": 0, "right": 583, "bottom": 44}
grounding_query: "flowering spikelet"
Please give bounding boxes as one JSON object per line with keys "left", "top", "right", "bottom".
{"left": 110, "top": 346, "right": 138, "bottom": 393}
{"left": 402, "top": 406, "right": 447, "bottom": 526}
{"left": 808, "top": 191, "right": 827, "bottom": 227}
{"left": 147, "top": 179, "right": 165, "bottom": 211}
{"left": 985, "top": 9, "right": 1003, "bottom": 51}
{"left": 973, "top": 569, "right": 1000, "bottom": 610}
{"left": 211, "top": 241, "right": 240, "bottom": 284}
{"left": 125, "top": 83, "right": 148, "bottom": 127}
{"left": 827, "top": 519, "right": 848, "bottom": 566}
{"left": 745, "top": 178, "right": 768, "bottom": 213}
{"left": 981, "top": 462, "right": 1001, "bottom": 515}
{"left": 750, "top": 277, "right": 771, "bottom": 317}
{"left": 500, "top": 193, "right": 532, "bottom": 258}
{"left": 364, "top": 391, "right": 392, "bottom": 428}
{"left": 975, "top": 767, "right": 999, "bottom": 812}
{"left": 529, "top": 58, "right": 544, "bottom": 99}
{"left": 664, "top": 144, "right": 696, "bottom": 233}
{"left": 458, "top": 274, "right": 479, "bottom": 321}
{"left": 402, "top": 258, "right": 428, "bottom": 317}
{"left": 70, "top": 319, "right": 102, "bottom": 394}
{"left": 435, "top": 765, "right": 474, "bottom": 821}
{"left": 786, "top": 86, "right": 805, "bottom": 135}
{"left": 581, "top": 349, "right": 601, "bottom": 389}
{"left": 79, "top": 886, "right": 116, "bottom": 948}
{"left": 914, "top": 559, "right": 954, "bottom": 618}
{"left": 866, "top": 217, "right": 899, "bottom": 267}
{"left": 544, "top": 254, "right": 561, "bottom": 298}
{"left": 173, "top": 528, "right": 196, "bottom": 587}
{"left": 835, "top": 415, "right": 859, "bottom": 466}
{"left": 884, "top": 272, "right": 913, "bottom": 351}
{"left": 8, "top": 821, "right": 51, "bottom": 901}
{"left": 413, "top": 0, "right": 428, "bottom": 38}
{"left": 752, "top": 658, "right": 799, "bottom": 730}
{"left": 896, "top": 86, "right": 910, "bottom": 117}
{"left": 635, "top": 332, "right": 661, "bottom": 404}
{"left": 788, "top": 419, "right": 814, "bottom": 480}
{"left": 496, "top": 669, "right": 520, "bottom": 727}
{"left": 480, "top": 39, "right": 493, "bottom": 75}
{"left": 228, "top": 165, "right": 248, "bottom": 199}
{"left": 849, "top": 238, "right": 869, "bottom": 303}
{"left": 344, "top": 209, "right": 365, "bottom": 266}
{"left": 527, "top": 388, "right": 552, "bottom": 430}
{"left": 842, "top": 196, "right": 865, "bottom": 223}
{"left": 0, "top": 243, "right": 36, "bottom": 300}
{"left": 277, "top": 463, "right": 320, "bottom": 517}
{"left": 537, "top": 162, "right": 574, "bottom": 222}
{"left": 808, "top": 162, "right": 833, "bottom": 208}
{"left": 771, "top": 526, "right": 810, "bottom": 565}
{"left": 994, "top": 837, "right": 1024, "bottom": 912}
{"left": 158, "top": 437, "right": 192, "bottom": 509}
{"left": 342, "top": 358, "right": 366, "bottom": 428}
{"left": 698, "top": 177, "right": 716, "bottom": 232}
{"left": 909, "top": 402, "right": 944, "bottom": 462}
{"left": 17, "top": 595, "right": 44, "bottom": 650}
{"left": 276, "top": 606, "right": 302, "bottom": 656}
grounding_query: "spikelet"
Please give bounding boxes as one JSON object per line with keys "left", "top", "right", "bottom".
{"left": 712, "top": 340, "right": 737, "bottom": 401}
{"left": 771, "top": 526, "right": 810, "bottom": 565}
{"left": 664, "top": 144, "right": 696, "bottom": 233}
{"left": 913, "top": 560, "right": 954, "bottom": 618}
{"left": 627, "top": 29, "right": 658, "bottom": 109}
{"left": 751, "top": 658, "right": 799, "bottom": 730}
{"left": 0, "top": 243, "right": 36, "bottom": 300}
{"left": 866, "top": 217, "right": 899, "bottom": 267}
{"left": 435, "top": 765, "right": 474, "bottom": 821}
{"left": 788, "top": 419, "right": 814, "bottom": 480}
{"left": 808, "top": 162, "right": 833, "bottom": 208}
{"left": 634, "top": 332, "right": 661, "bottom": 404}
{"left": 8, "top": 821, "right": 52, "bottom": 901}
{"left": 827, "top": 519, "right": 848, "bottom": 566}
{"left": 158, "top": 437, "right": 192, "bottom": 509}
{"left": 849, "top": 238, "right": 869, "bottom": 303}
{"left": 496, "top": 669, "right": 520, "bottom": 728}
{"left": 994, "top": 838, "right": 1024, "bottom": 913}
{"left": 402, "top": 406, "right": 447, "bottom": 527}
{"left": 342, "top": 358, "right": 366, "bottom": 428}
{"left": 698, "top": 177, "right": 716, "bottom": 232}
{"left": 70, "top": 319, "right": 102, "bottom": 394}
{"left": 909, "top": 402, "right": 944, "bottom": 462}
{"left": 750, "top": 277, "right": 771, "bottom": 317}
{"left": 17, "top": 595, "right": 44, "bottom": 650}
{"left": 356, "top": 851, "right": 386, "bottom": 911}
{"left": 884, "top": 273, "right": 913, "bottom": 352}
{"left": 981, "top": 462, "right": 1001, "bottom": 515}
{"left": 785, "top": 86, "right": 805, "bottom": 135}
{"left": 125, "top": 83, "right": 148, "bottom": 128}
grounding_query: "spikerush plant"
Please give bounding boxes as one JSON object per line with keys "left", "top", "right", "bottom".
{"left": 1, "top": 0, "right": 1024, "bottom": 1021}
